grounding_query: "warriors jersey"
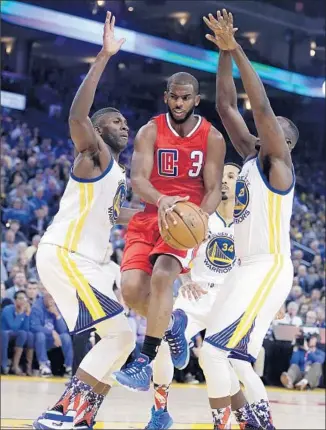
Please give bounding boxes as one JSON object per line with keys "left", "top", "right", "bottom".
{"left": 234, "top": 156, "right": 295, "bottom": 258}
{"left": 41, "top": 157, "right": 127, "bottom": 263}
{"left": 191, "top": 212, "right": 235, "bottom": 284}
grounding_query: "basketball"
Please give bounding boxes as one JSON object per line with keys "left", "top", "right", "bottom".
{"left": 160, "top": 202, "right": 208, "bottom": 250}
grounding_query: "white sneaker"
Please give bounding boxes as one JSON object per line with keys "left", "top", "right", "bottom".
{"left": 40, "top": 363, "right": 52, "bottom": 377}
{"left": 33, "top": 409, "right": 76, "bottom": 429}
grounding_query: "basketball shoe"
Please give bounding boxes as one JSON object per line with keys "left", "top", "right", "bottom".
{"left": 145, "top": 407, "right": 174, "bottom": 429}
{"left": 164, "top": 308, "right": 190, "bottom": 370}
{"left": 112, "top": 353, "right": 152, "bottom": 391}
{"left": 33, "top": 410, "right": 75, "bottom": 429}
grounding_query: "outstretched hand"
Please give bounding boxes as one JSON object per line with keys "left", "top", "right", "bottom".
{"left": 102, "top": 11, "right": 126, "bottom": 57}
{"left": 203, "top": 9, "right": 238, "bottom": 51}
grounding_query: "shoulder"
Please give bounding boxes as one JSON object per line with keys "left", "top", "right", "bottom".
{"left": 208, "top": 125, "right": 224, "bottom": 140}
{"left": 135, "top": 121, "right": 157, "bottom": 143}
{"left": 3, "top": 304, "right": 13, "bottom": 313}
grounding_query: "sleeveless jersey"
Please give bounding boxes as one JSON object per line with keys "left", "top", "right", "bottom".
{"left": 144, "top": 113, "right": 211, "bottom": 213}
{"left": 234, "top": 156, "right": 295, "bottom": 258}
{"left": 191, "top": 212, "right": 235, "bottom": 284}
{"left": 41, "top": 157, "right": 127, "bottom": 263}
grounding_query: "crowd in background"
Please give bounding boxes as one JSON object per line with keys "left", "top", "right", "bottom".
{"left": 1, "top": 106, "right": 325, "bottom": 387}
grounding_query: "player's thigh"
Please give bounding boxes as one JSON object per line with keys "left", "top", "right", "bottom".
{"left": 36, "top": 244, "right": 78, "bottom": 330}
{"left": 248, "top": 258, "right": 293, "bottom": 359}
{"left": 205, "top": 259, "right": 278, "bottom": 339}
{"left": 94, "top": 312, "right": 133, "bottom": 339}
{"left": 151, "top": 237, "right": 194, "bottom": 275}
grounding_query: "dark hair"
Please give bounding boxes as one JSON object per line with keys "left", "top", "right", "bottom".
{"left": 90, "top": 107, "right": 121, "bottom": 126}
{"left": 167, "top": 72, "right": 199, "bottom": 94}
{"left": 14, "top": 290, "right": 27, "bottom": 300}
{"left": 225, "top": 162, "right": 241, "bottom": 172}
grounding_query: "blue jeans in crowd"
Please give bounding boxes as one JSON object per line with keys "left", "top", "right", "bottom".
{"left": 34, "top": 332, "right": 73, "bottom": 368}
{"left": 1, "top": 330, "right": 34, "bottom": 369}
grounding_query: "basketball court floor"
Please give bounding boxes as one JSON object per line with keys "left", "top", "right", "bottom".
{"left": 1, "top": 376, "right": 325, "bottom": 429}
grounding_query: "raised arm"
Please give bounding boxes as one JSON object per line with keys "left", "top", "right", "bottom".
{"left": 200, "top": 127, "right": 226, "bottom": 215}
{"left": 204, "top": 13, "right": 257, "bottom": 160}
{"left": 69, "top": 12, "right": 125, "bottom": 155}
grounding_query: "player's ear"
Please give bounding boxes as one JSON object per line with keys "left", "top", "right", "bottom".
{"left": 94, "top": 125, "right": 102, "bottom": 135}
{"left": 195, "top": 94, "right": 201, "bottom": 106}
{"left": 163, "top": 91, "right": 168, "bottom": 104}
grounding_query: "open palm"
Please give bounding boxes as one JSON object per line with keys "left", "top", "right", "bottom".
{"left": 203, "top": 9, "right": 238, "bottom": 51}
{"left": 102, "top": 11, "right": 126, "bottom": 56}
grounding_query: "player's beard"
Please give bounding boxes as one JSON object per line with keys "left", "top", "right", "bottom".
{"left": 167, "top": 104, "right": 195, "bottom": 124}
{"left": 101, "top": 130, "right": 125, "bottom": 153}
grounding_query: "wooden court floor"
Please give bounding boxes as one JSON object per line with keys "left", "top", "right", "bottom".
{"left": 1, "top": 376, "right": 325, "bottom": 429}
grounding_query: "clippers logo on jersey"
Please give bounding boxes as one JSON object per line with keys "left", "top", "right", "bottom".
{"left": 204, "top": 232, "right": 235, "bottom": 274}
{"left": 234, "top": 178, "right": 250, "bottom": 223}
{"left": 108, "top": 180, "right": 127, "bottom": 224}
{"left": 158, "top": 149, "right": 178, "bottom": 177}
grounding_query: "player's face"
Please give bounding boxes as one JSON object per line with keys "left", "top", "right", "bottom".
{"left": 164, "top": 84, "right": 200, "bottom": 124}
{"left": 97, "top": 113, "right": 129, "bottom": 153}
{"left": 276, "top": 116, "right": 294, "bottom": 151}
{"left": 222, "top": 165, "right": 239, "bottom": 201}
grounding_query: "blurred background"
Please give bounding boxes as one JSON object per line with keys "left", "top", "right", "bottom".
{"left": 1, "top": 0, "right": 325, "bottom": 387}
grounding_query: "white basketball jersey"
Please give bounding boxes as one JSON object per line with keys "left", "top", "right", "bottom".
{"left": 234, "top": 156, "right": 294, "bottom": 258}
{"left": 41, "top": 157, "right": 127, "bottom": 263}
{"left": 191, "top": 212, "right": 235, "bottom": 284}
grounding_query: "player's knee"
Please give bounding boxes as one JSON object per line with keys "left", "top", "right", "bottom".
{"left": 151, "top": 266, "right": 174, "bottom": 291}
{"left": 121, "top": 272, "right": 150, "bottom": 308}
{"left": 199, "top": 341, "right": 229, "bottom": 370}
{"left": 199, "top": 342, "right": 232, "bottom": 398}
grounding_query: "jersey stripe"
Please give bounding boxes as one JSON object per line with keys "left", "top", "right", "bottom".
{"left": 227, "top": 254, "right": 284, "bottom": 348}
{"left": 57, "top": 247, "right": 105, "bottom": 320}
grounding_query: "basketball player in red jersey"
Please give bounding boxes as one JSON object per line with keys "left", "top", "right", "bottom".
{"left": 112, "top": 72, "right": 226, "bottom": 391}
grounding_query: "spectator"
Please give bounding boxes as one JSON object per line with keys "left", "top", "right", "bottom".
{"left": 281, "top": 333, "right": 325, "bottom": 390}
{"left": 305, "top": 310, "right": 317, "bottom": 327}
{"left": 26, "top": 279, "right": 40, "bottom": 306}
{"left": 5, "top": 272, "right": 27, "bottom": 301}
{"left": 30, "top": 292, "right": 73, "bottom": 377}
{"left": 298, "top": 303, "right": 310, "bottom": 320}
{"left": 25, "top": 235, "right": 41, "bottom": 263}
{"left": 5, "top": 219, "right": 28, "bottom": 243}
{"left": 28, "top": 207, "right": 50, "bottom": 238}
{"left": 281, "top": 301, "right": 303, "bottom": 326}
{"left": 316, "top": 308, "right": 325, "bottom": 328}
{"left": 1, "top": 290, "right": 34, "bottom": 375}
{"left": 306, "top": 266, "right": 323, "bottom": 291}
{"left": 297, "top": 265, "right": 309, "bottom": 292}
{"left": 3, "top": 198, "right": 30, "bottom": 227}
{"left": 1, "top": 282, "right": 13, "bottom": 309}
{"left": 1, "top": 229, "right": 18, "bottom": 266}
{"left": 309, "top": 289, "right": 322, "bottom": 310}
{"left": 4, "top": 265, "right": 21, "bottom": 289}
{"left": 1, "top": 257, "right": 8, "bottom": 283}
{"left": 287, "top": 285, "right": 304, "bottom": 304}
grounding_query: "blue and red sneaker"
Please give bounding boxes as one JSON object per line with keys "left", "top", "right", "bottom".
{"left": 112, "top": 353, "right": 152, "bottom": 392}
{"left": 164, "top": 309, "right": 190, "bottom": 370}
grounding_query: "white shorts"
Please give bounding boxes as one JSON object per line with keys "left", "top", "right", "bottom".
{"left": 205, "top": 254, "right": 293, "bottom": 362}
{"left": 174, "top": 282, "right": 220, "bottom": 342}
{"left": 36, "top": 244, "right": 124, "bottom": 334}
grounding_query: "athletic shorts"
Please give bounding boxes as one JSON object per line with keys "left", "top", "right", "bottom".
{"left": 120, "top": 212, "right": 195, "bottom": 275}
{"left": 36, "top": 244, "right": 124, "bottom": 334}
{"left": 204, "top": 254, "right": 293, "bottom": 362}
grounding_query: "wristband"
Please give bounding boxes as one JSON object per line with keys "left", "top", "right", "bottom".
{"left": 156, "top": 195, "right": 166, "bottom": 207}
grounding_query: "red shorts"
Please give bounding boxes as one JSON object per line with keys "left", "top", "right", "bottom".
{"left": 121, "top": 212, "right": 194, "bottom": 275}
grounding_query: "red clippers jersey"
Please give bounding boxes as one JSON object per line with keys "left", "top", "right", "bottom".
{"left": 144, "top": 113, "right": 211, "bottom": 213}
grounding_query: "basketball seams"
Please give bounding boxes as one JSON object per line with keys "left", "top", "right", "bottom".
{"left": 167, "top": 211, "right": 197, "bottom": 249}
{"left": 181, "top": 202, "right": 207, "bottom": 241}
{"left": 161, "top": 211, "right": 191, "bottom": 249}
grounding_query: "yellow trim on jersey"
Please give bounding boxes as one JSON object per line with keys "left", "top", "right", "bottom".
{"left": 227, "top": 254, "right": 284, "bottom": 349}
{"left": 57, "top": 247, "right": 106, "bottom": 320}
{"left": 268, "top": 192, "right": 282, "bottom": 254}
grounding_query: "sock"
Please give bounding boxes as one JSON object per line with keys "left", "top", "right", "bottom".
{"left": 251, "top": 400, "right": 275, "bottom": 429}
{"left": 52, "top": 376, "right": 92, "bottom": 414}
{"left": 154, "top": 383, "right": 170, "bottom": 411}
{"left": 74, "top": 390, "right": 105, "bottom": 427}
{"left": 212, "top": 406, "right": 232, "bottom": 429}
{"left": 141, "top": 335, "right": 162, "bottom": 362}
{"left": 233, "top": 403, "right": 261, "bottom": 429}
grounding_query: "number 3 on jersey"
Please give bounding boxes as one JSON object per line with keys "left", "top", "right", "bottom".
{"left": 158, "top": 149, "right": 203, "bottom": 178}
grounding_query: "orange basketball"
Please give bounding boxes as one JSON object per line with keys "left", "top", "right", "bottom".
{"left": 160, "top": 202, "right": 208, "bottom": 250}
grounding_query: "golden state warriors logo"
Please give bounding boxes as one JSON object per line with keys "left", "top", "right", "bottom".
{"left": 108, "top": 180, "right": 127, "bottom": 224}
{"left": 204, "top": 233, "right": 235, "bottom": 274}
{"left": 234, "top": 179, "right": 250, "bottom": 223}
